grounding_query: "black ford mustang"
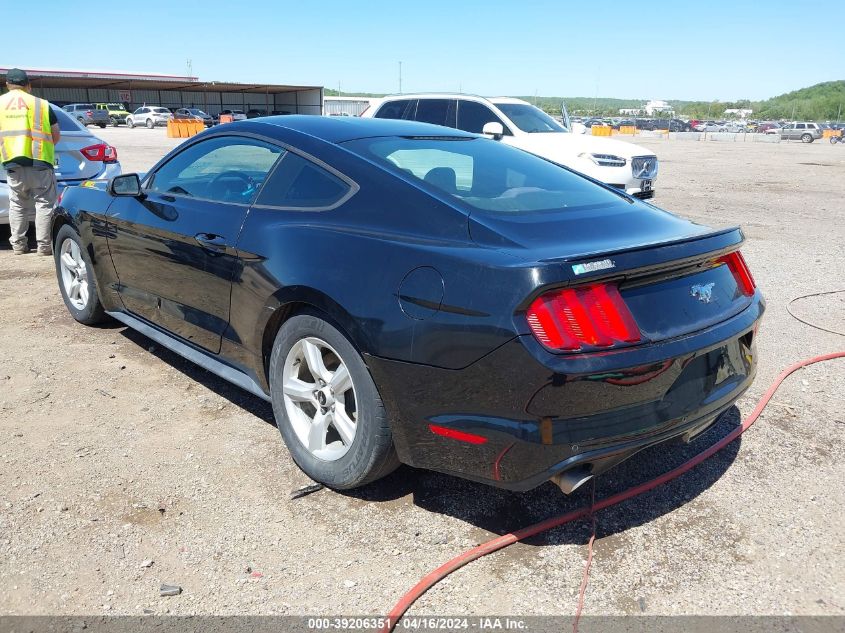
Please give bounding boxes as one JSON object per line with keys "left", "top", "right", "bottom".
{"left": 52, "top": 116, "right": 763, "bottom": 493}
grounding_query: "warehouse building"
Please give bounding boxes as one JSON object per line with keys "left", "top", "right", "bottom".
{"left": 0, "top": 67, "right": 323, "bottom": 117}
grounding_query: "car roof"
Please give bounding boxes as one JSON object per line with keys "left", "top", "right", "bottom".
{"left": 253, "top": 115, "right": 477, "bottom": 143}
{"left": 375, "top": 93, "right": 532, "bottom": 107}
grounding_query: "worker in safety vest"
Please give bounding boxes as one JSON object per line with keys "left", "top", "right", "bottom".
{"left": 0, "top": 68, "right": 61, "bottom": 255}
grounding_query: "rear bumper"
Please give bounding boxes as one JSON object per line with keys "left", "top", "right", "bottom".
{"left": 366, "top": 293, "right": 763, "bottom": 491}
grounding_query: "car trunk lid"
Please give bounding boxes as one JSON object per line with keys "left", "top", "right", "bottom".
{"left": 469, "top": 205, "right": 754, "bottom": 346}
{"left": 0, "top": 131, "right": 106, "bottom": 184}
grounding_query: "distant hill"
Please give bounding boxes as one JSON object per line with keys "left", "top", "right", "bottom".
{"left": 752, "top": 81, "right": 845, "bottom": 120}
{"left": 325, "top": 82, "right": 845, "bottom": 121}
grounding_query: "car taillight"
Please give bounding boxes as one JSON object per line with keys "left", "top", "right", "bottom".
{"left": 85, "top": 110, "right": 93, "bottom": 117}
{"left": 81, "top": 143, "right": 118, "bottom": 163}
{"left": 717, "top": 250, "right": 756, "bottom": 296}
{"left": 526, "top": 282, "right": 641, "bottom": 352}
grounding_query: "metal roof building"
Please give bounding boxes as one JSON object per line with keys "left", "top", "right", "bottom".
{"left": 0, "top": 67, "right": 324, "bottom": 116}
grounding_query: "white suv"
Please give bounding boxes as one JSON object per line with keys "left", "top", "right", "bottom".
{"left": 363, "top": 94, "right": 658, "bottom": 198}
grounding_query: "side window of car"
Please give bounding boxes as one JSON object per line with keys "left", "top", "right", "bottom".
{"left": 414, "top": 99, "right": 455, "bottom": 127}
{"left": 255, "top": 152, "right": 354, "bottom": 210}
{"left": 148, "top": 136, "right": 283, "bottom": 204}
{"left": 795, "top": 123, "right": 805, "bottom": 129}
{"left": 457, "top": 100, "right": 509, "bottom": 134}
{"left": 374, "top": 99, "right": 413, "bottom": 120}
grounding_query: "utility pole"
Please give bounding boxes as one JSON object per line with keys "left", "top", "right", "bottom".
{"left": 186, "top": 59, "right": 193, "bottom": 79}
{"left": 398, "top": 61, "right": 402, "bottom": 94}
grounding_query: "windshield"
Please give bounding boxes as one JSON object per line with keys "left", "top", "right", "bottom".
{"left": 496, "top": 103, "right": 567, "bottom": 133}
{"left": 342, "top": 136, "right": 624, "bottom": 214}
{"left": 153, "top": 108, "right": 170, "bottom": 114}
{"left": 188, "top": 109, "right": 207, "bottom": 116}
{"left": 107, "top": 103, "right": 125, "bottom": 110}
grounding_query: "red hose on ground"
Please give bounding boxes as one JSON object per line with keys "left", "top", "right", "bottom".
{"left": 380, "top": 351, "right": 845, "bottom": 632}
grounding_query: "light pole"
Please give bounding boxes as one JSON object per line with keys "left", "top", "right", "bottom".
{"left": 398, "top": 61, "right": 402, "bottom": 94}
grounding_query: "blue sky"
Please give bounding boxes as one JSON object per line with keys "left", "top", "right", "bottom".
{"left": 4, "top": 0, "right": 842, "bottom": 101}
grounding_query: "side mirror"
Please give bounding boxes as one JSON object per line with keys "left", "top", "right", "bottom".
{"left": 482, "top": 121, "right": 505, "bottom": 140}
{"left": 109, "top": 173, "right": 143, "bottom": 197}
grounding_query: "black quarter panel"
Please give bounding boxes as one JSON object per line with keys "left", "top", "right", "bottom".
{"left": 226, "top": 143, "right": 535, "bottom": 386}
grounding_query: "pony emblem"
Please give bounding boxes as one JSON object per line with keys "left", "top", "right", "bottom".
{"left": 691, "top": 282, "right": 716, "bottom": 304}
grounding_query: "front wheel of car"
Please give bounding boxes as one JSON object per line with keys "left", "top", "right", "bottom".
{"left": 268, "top": 313, "right": 399, "bottom": 489}
{"left": 54, "top": 225, "right": 108, "bottom": 326}
{"left": 801, "top": 133, "right": 813, "bottom": 143}
{"left": 127, "top": 117, "right": 135, "bottom": 128}
{"left": 146, "top": 118, "right": 154, "bottom": 129}
{"left": 110, "top": 116, "right": 118, "bottom": 127}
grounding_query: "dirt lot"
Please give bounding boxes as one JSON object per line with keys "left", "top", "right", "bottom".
{"left": 1, "top": 127, "right": 844, "bottom": 619}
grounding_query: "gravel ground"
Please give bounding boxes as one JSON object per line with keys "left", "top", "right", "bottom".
{"left": 0, "top": 127, "right": 843, "bottom": 618}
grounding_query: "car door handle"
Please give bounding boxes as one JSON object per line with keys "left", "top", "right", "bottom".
{"left": 194, "top": 233, "right": 227, "bottom": 252}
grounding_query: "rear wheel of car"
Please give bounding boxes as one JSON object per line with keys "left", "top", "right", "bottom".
{"left": 146, "top": 118, "right": 154, "bottom": 129}
{"left": 801, "top": 133, "right": 813, "bottom": 143}
{"left": 54, "top": 225, "right": 108, "bottom": 326}
{"left": 268, "top": 312, "right": 399, "bottom": 489}
{"left": 98, "top": 123, "right": 106, "bottom": 128}
{"left": 127, "top": 117, "right": 135, "bottom": 129}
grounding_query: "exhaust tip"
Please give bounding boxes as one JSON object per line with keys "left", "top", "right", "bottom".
{"left": 551, "top": 467, "right": 593, "bottom": 494}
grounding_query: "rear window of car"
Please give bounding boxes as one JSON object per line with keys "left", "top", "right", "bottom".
{"left": 374, "top": 100, "right": 414, "bottom": 120}
{"left": 342, "top": 136, "right": 624, "bottom": 214}
{"left": 52, "top": 106, "right": 86, "bottom": 132}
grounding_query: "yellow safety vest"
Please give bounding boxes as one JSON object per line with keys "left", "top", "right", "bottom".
{"left": 0, "top": 89, "right": 55, "bottom": 165}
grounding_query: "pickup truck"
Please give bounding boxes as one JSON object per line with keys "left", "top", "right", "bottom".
{"left": 63, "top": 103, "right": 110, "bottom": 128}
{"left": 95, "top": 103, "right": 131, "bottom": 126}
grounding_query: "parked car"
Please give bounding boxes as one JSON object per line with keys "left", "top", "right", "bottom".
{"left": 698, "top": 122, "right": 728, "bottom": 132}
{"left": 246, "top": 109, "right": 267, "bottom": 119}
{"left": 652, "top": 119, "right": 691, "bottom": 132}
{"left": 63, "top": 103, "right": 109, "bottom": 128}
{"left": 95, "top": 103, "right": 130, "bottom": 126}
{"left": 364, "top": 94, "right": 659, "bottom": 199}
{"left": 216, "top": 109, "right": 247, "bottom": 123}
{"left": 173, "top": 108, "right": 213, "bottom": 127}
{"left": 761, "top": 123, "right": 783, "bottom": 134}
{"left": 126, "top": 106, "right": 171, "bottom": 129}
{"left": 2, "top": 106, "right": 120, "bottom": 228}
{"left": 776, "top": 122, "right": 823, "bottom": 143}
{"left": 51, "top": 116, "right": 762, "bottom": 493}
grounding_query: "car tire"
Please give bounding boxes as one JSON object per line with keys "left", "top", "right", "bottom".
{"left": 98, "top": 123, "right": 106, "bottom": 128}
{"left": 77, "top": 117, "right": 88, "bottom": 127}
{"left": 127, "top": 117, "right": 135, "bottom": 129}
{"left": 801, "top": 133, "right": 813, "bottom": 143}
{"left": 268, "top": 312, "right": 399, "bottom": 490}
{"left": 146, "top": 118, "right": 154, "bottom": 129}
{"left": 54, "top": 225, "right": 109, "bottom": 326}
{"left": 110, "top": 116, "right": 118, "bottom": 127}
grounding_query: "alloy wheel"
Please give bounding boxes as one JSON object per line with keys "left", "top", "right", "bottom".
{"left": 282, "top": 337, "right": 358, "bottom": 461}
{"left": 59, "top": 238, "right": 89, "bottom": 310}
